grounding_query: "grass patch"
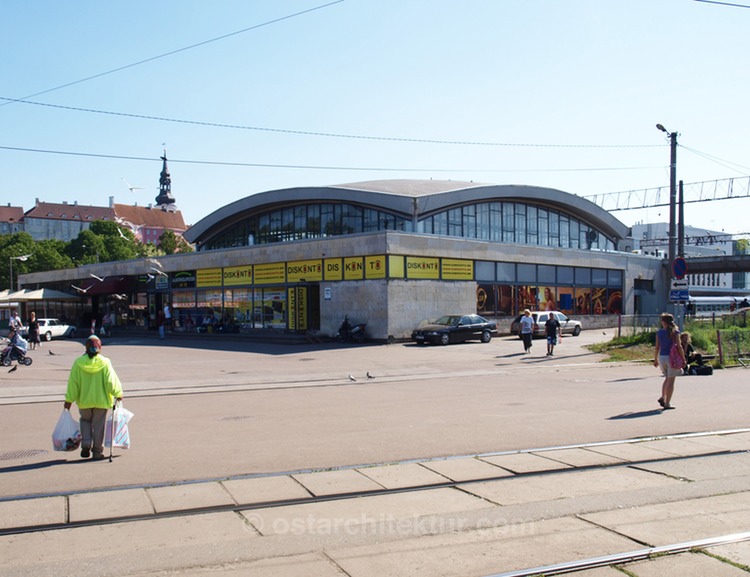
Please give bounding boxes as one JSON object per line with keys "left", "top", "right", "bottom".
{"left": 588, "top": 331, "right": 655, "bottom": 363}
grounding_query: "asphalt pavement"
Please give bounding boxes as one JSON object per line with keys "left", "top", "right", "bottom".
{"left": 1, "top": 329, "right": 749, "bottom": 576}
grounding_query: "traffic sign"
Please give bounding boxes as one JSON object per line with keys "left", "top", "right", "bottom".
{"left": 670, "top": 278, "right": 689, "bottom": 291}
{"left": 672, "top": 257, "right": 688, "bottom": 279}
{"left": 670, "top": 289, "right": 689, "bottom": 302}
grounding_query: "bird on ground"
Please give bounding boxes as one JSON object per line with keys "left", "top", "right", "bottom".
{"left": 90, "top": 273, "right": 106, "bottom": 282}
{"left": 71, "top": 284, "right": 93, "bottom": 293}
{"left": 367, "top": 372, "right": 375, "bottom": 379}
{"left": 348, "top": 374, "right": 357, "bottom": 382}
{"left": 48, "top": 350, "right": 56, "bottom": 355}
{"left": 8, "top": 365, "right": 17, "bottom": 373}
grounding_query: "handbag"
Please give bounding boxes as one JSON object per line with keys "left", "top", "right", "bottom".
{"left": 52, "top": 409, "right": 82, "bottom": 452}
{"left": 105, "top": 401, "right": 134, "bottom": 449}
{"left": 669, "top": 341, "right": 683, "bottom": 369}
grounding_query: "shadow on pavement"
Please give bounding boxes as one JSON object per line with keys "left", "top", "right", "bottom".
{"left": 607, "top": 409, "right": 663, "bottom": 420}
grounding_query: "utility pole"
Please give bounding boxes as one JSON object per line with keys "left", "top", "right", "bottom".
{"left": 656, "top": 124, "right": 678, "bottom": 264}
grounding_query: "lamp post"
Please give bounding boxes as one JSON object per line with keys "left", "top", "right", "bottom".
{"left": 656, "top": 124, "right": 678, "bottom": 263}
{"left": 8, "top": 254, "right": 31, "bottom": 292}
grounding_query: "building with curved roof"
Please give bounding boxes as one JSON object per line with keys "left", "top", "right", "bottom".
{"left": 21, "top": 179, "right": 665, "bottom": 340}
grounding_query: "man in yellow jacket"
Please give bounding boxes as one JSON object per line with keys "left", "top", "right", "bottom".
{"left": 64, "top": 335, "right": 123, "bottom": 460}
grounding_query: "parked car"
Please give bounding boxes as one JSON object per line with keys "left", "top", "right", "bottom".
{"left": 412, "top": 314, "right": 497, "bottom": 345}
{"left": 510, "top": 311, "right": 582, "bottom": 338}
{"left": 22, "top": 318, "right": 77, "bottom": 341}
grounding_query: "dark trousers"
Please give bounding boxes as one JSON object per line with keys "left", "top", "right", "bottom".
{"left": 79, "top": 408, "right": 108, "bottom": 455}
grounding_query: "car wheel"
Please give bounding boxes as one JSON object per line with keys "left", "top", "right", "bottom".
{"left": 44, "top": 331, "right": 52, "bottom": 341}
{"left": 481, "top": 330, "right": 492, "bottom": 343}
{"left": 573, "top": 326, "right": 581, "bottom": 336}
{"left": 439, "top": 333, "right": 450, "bottom": 346}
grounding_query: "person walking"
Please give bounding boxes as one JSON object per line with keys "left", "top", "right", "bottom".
{"left": 63, "top": 335, "right": 123, "bottom": 460}
{"left": 519, "top": 309, "right": 534, "bottom": 354}
{"left": 653, "top": 313, "right": 685, "bottom": 411}
{"left": 27, "top": 311, "right": 40, "bottom": 350}
{"left": 545, "top": 312, "right": 561, "bottom": 356}
{"left": 10, "top": 310, "right": 23, "bottom": 333}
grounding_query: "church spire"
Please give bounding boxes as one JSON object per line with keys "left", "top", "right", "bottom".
{"left": 155, "top": 149, "right": 177, "bottom": 211}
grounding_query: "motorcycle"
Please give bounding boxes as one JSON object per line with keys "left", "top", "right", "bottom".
{"left": 337, "top": 315, "right": 367, "bottom": 343}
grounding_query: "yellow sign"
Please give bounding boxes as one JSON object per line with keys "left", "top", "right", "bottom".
{"left": 365, "top": 255, "right": 386, "bottom": 279}
{"left": 288, "top": 286, "right": 308, "bottom": 331}
{"left": 406, "top": 257, "right": 440, "bottom": 279}
{"left": 442, "top": 258, "right": 473, "bottom": 280}
{"left": 223, "top": 265, "right": 253, "bottom": 286}
{"left": 286, "top": 259, "right": 323, "bottom": 283}
{"left": 197, "top": 268, "right": 222, "bottom": 287}
{"left": 324, "top": 258, "right": 343, "bottom": 281}
{"left": 344, "top": 257, "right": 364, "bottom": 280}
{"left": 254, "top": 262, "right": 286, "bottom": 285}
{"left": 388, "top": 255, "right": 405, "bottom": 278}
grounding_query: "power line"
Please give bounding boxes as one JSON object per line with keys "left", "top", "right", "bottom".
{"left": 0, "top": 1, "right": 345, "bottom": 109}
{"left": 0, "top": 144, "right": 660, "bottom": 173}
{"left": 694, "top": 0, "right": 750, "bottom": 8}
{"left": 0, "top": 97, "right": 662, "bottom": 149}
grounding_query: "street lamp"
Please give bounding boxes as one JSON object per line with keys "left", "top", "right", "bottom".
{"left": 656, "top": 123, "right": 678, "bottom": 263}
{"left": 8, "top": 254, "right": 31, "bottom": 292}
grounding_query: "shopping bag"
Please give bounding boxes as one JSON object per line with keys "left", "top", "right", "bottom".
{"left": 557, "top": 334, "right": 562, "bottom": 345}
{"left": 52, "top": 409, "right": 82, "bottom": 452}
{"left": 105, "top": 402, "right": 134, "bottom": 450}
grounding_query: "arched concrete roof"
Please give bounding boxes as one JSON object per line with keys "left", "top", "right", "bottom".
{"left": 184, "top": 180, "right": 629, "bottom": 245}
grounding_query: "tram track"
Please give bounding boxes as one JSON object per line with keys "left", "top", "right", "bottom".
{"left": 2, "top": 428, "right": 748, "bottom": 536}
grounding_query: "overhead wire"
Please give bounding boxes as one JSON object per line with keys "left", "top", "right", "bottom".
{"left": 0, "top": 0, "right": 346, "bottom": 109}
{"left": 0, "top": 96, "right": 662, "bottom": 149}
{"left": 0, "top": 144, "right": 661, "bottom": 174}
{"left": 680, "top": 145, "right": 750, "bottom": 175}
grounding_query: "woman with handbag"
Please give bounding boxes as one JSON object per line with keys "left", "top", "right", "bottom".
{"left": 653, "top": 313, "right": 685, "bottom": 410}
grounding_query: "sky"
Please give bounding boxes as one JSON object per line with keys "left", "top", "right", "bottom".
{"left": 3, "top": 0, "right": 750, "bottom": 236}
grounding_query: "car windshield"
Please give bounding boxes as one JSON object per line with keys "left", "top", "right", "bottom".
{"left": 434, "top": 315, "right": 461, "bottom": 326}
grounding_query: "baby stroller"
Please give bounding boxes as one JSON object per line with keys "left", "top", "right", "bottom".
{"left": 1, "top": 336, "right": 32, "bottom": 367}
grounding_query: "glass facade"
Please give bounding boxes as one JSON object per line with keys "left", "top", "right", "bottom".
{"left": 204, "top": 203, "right": 410, "bottom": 250}
{"left": 475, "top": 261, "right": 623, "bottom": 316}
{"left": 420, "top": 201, "right": 615, "bottom": 251}
{"left": 200, "top": 198, "right": 615, "bottom": 253}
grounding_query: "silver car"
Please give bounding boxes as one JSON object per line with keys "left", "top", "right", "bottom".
{"left": 510, "top": 311, "right": 582, "bottom": 338}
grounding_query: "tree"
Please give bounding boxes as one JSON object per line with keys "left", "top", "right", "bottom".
{"left": 66, "top": 230, "right": 106, "bottom": 265}
{"left": 159, "top": 229, "right": 193, "bottom": 255}
{"left": 0, "top": 232, "right": 36, "bottom": 290}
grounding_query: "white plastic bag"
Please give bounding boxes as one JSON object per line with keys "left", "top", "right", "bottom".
{"left": 52, "top": 409, "right": 82, "bottom": 452}
{"left": 105, "top": 402, "right": 134, "bottom": 449}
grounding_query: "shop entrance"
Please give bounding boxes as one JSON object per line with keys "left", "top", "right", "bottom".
{"left": 288, "top": 284, "right": 320, "bottom": 333}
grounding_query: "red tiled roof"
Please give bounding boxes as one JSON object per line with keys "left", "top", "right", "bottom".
{"left": 25, "top": 202, "right": 116, "bottom": 221}
{"left": 113, "top": 204, "right": 187, "bottom": 231}
{"left": 0, "top": 206, "right": 24, "bottom": 223}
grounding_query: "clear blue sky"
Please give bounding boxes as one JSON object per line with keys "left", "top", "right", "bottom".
{"left": 3, "top": 0, "right": 749, "bottom": 235}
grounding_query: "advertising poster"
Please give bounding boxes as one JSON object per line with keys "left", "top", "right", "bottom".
{"left": 540, "top": 286, "right": 556, "bottom": 311}
{"left": 607, "top": 289, "right": 623, "bottom": 314}
{"left": 497, "top": 285, "right": 515, "bottom": 315}
{"left": 592, "top": 288, "right": 606, "bottom": 315}
{"left": 365, "top": 255, "right": 386, "bottom": 279}
{"left": 557, "top": 287, "right": 575, "bottom": 315}
{"left": 518, "top": 285, "right": 538, "bottom": 311}
{"left": 476, "top": 284, "right": 494, "bottom": 316}
{"left": 575, "top": 288, "right": 591, "bottom": 315}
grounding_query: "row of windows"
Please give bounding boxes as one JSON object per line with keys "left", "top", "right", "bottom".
{"left": 202, "top": 200, "right": 613, "bottom": 252}
{"left": 476, "top": 261, "right": 623, "bottom": 288}
{"left": 205, "top": 203, "right": 409, "bottom": 249}
{"left": 419, "top": 202, "right": 614, "bottom": 251}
